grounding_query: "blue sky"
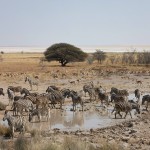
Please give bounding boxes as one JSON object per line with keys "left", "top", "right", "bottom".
{"left": 0, "top": 0, "right": 150, "bottom": 46}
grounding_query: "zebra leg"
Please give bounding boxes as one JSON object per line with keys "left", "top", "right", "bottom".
{"left": 124, "top": 112, "right": 128, "bottom": 119}
{"left": 12, "top": 126, "right": 14, "bottom": 138}
{"left": 118, "top": 112, "right": 122, "bottom": 118}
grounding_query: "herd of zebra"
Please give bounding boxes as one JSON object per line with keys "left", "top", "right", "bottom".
{"left": 0, "top": 76, "right": 150, "bottom": 138}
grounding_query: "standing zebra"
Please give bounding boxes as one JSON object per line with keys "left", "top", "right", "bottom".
{"left": 12, "top": 98, "right": 34, "bottom": 116}
{"left": 25, "top": 76, "right": 39, "bottom": 91}
{"left": 3, "top": 110, "right": 26, "bottom": 138}
{"left": 134, "top": 89, "right": 141, "bottom": 103}
{"left": 83, "top": 81, "right": 94, "bottom": 97}
{"left": 29, "top": 107, "right": 50, "bottom": 122}
{"left": 7, "top": 88, "right": 14, "bottom": 105}
{"left": 67, "top": 90, "right": 84, "bottom": 111}
{"left": 110, "top": 87, "right": 129, "bottom": 97}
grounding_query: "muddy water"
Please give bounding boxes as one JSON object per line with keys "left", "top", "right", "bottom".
{"left": 0, "top": 93, "right": 146, "bottom": 131}
{"left": 0, "top": 104, "right": 138, "bottom": 132}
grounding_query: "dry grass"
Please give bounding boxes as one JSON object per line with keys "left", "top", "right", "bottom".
{"left": 0, "top": 102, "right": 7, "bottom": 110}
{"left": 0, "top": 124, "right": 11, "bottom": 137}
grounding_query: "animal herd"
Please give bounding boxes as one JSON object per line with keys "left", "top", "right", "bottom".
{"left": 0, "top": 76, "right": 150, "bottom": 138}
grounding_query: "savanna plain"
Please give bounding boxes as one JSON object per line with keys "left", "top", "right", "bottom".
{"left": 0, "top": 52, "right": 150, "bottom": 150}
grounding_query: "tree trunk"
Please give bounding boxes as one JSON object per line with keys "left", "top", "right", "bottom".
{"left": 60, "top": 59, "right": 68, "bottom": 67}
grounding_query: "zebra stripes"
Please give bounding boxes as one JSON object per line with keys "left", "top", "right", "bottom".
{"left": 25, "top": 76, "right": 38, "bottom": 91}
{"left": 3, "top": 110, "right": 26, "bottom": 138}
{"left": 113, "top": 101, "right": 140, "bottom": 119}
{"left": 67, "top": 90, "right": 84, "bottom": 111}
{"left": 29, "top": 107, "right": 50, "bottom": 122}
{"left": 12, "top": 99, "right": 34, "bottom": 116}
{"left": 110, "top": 87, "right": 129, "bottom": 97}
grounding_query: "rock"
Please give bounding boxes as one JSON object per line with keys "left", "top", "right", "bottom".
{"left": 121, "top": 136, "right": 130, "bottom": 142}
{"left": 126, "top": 122, "right": 133, "bottom": 128}
{"left": 129, "top": 129, "right": 137, "bottom": 134}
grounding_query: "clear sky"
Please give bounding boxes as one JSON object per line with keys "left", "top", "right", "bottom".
{"left": 0, "top": 0, "right": 150, "bottom": 46}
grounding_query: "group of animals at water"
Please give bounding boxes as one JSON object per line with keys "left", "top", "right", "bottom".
{"left": 0, "top": 76, "right": 150, "bottom": 138}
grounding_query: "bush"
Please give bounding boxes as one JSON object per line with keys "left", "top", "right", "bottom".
{"left": 0, "top": 125, "right": 11, "bottom": 137}
{"left": 0, "top": 102, "right": 7, "bottom": 110}
{"left": 14, "top": 135, "right": 29, "bottom": 150}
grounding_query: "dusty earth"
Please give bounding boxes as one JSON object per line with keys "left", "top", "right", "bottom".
{"left": 0, "top": 53, "right": 150, "bottom": 149}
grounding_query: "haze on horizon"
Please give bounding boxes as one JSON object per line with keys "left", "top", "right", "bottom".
{"left": 0, "top": 0, "right": 150, "bottom": 47}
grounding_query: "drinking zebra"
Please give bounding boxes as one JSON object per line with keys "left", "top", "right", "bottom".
{"left": 3, "top": 110, "right": 26, "bottom": 138}
{"left": 25, "top": 76, "right": 39, "bottom": 91}
{"left": 142, "top": 95, "right": 150, "bottom": 110}
{"left": 29, "top": 107, "right": 50, "bottom": 122}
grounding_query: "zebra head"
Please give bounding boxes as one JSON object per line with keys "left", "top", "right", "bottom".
{"left": 3, "top": 110, "right": 9, "bottom": 121}
{"left": 142, "top": 95, "right": 150, "bottom": 105}
{"left": 25, "top": 76, "right": 29, "bottom": 83}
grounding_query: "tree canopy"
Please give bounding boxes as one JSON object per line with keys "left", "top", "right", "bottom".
{"left": 44, "top": 43, "right": 87, "bottom": 66}
{"left": 93, "top": 50, "right": 106, "bottom": 64}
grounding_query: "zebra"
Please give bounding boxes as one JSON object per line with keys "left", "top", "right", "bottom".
{"left": 12, "top": 98, "right": 34, "bottom": 116}
{"left": 110, "top": 87, "right": 129, "bottom": 96}
{"left": 67, "top": 90, "right": 84, "bottom": 111}
{"left": 29, "top": 107, "right": 50, "bottom": 122}
{"left": 8, "top": 86, "right": 22, "bottom": 95}
{"left": 142, "top": 95, "right": 150, "bottom": 111}
{"left": 0, "top": 88, "right": 4, "bottom": 96}
{"left": 25, "top": 76, "right": 38, "bottom": 91}
{"left": 46, "top": 86, "right": 59, "bottom": 93}
{"left": 97, "top": 89, "right": 109, "bottom": 106}
{"left": 113, "top": 101, "right": 140, "bottom": 119}
{"left": 110, "top": 93, "right": 126, "bottom": 103}
{"left": 7, "top": 88, "right": 15, "bottom": 105}
{"left": 3, "top": 110, "right": 26, "bottom": 138}
{"left": 134, "top": 89, "right": 141, "bottom": 103}
{"left": 83, "top": 81, "right": 94, "bottom": 97}
{"left": 21, "top": 88, "right": 38, "bottom": 98}
{"left": 46, "top": 88, "right": 64, "bottom": 109}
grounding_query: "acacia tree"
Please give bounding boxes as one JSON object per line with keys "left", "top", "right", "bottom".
{"left": 93, "top": 50, "right": 106, "bottom": 64}
{"left": 44, "top": 43, "right": 87, "bottom": 66}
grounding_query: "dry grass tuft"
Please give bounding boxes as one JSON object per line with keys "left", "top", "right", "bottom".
{"left": 0, "top": 102, "right": 7, "bottom": 110}
{"left": 0, "top": 124, "right": 11, "bottom": 137}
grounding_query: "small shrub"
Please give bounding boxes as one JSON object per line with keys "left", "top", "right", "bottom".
{"left": 0, "top": 137, "right": 7, "bottom": 150}
{"left": 0, "top": 125, "right": 11, "bottom": 137}
{"left": 0, "top": 102, "right": 7, "bottom": 110}
{"left": 14, "top": 135, "right": 29, "bottom": 150}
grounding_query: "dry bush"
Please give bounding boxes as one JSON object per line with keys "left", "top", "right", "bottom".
{"left": 14, "top": 135, "right": 29, "bottom": 150}
{"left": 0, "top": 137, "right": 7, "bottom": 150}
{"left": 0, "top": 125, "right": 11, "bottom": 137}
{"left": 0, "top": 102, "right": 7, "bottom": 110}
